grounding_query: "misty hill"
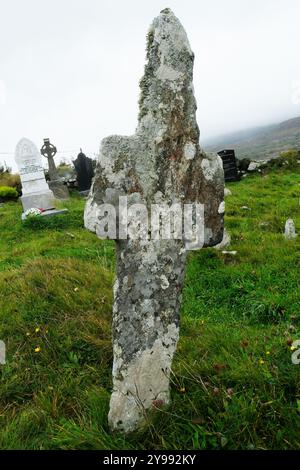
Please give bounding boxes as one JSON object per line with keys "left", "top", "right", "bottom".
{"left": 203, "top": 116, "right": 300, "bottom": 161}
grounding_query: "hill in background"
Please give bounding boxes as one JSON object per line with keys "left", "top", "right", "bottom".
{"left": 203, "top": 116, "right": 300, "bottom": 161}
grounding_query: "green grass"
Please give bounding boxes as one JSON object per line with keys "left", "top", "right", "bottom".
{"left": 0, "top": 169, "right": 299, "bottom": 450}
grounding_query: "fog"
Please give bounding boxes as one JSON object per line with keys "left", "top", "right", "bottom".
{"left": 0, "top": 0, "right": 299, "bottom": 169}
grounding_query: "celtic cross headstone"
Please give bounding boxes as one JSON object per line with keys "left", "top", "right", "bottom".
{"left": 41, "top": 138, "right": 69, "bottom": 199}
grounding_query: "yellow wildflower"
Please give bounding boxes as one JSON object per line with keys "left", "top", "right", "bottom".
{"left": 259, "top": 359, "right": 265, "bottom": 365}
{"left": 34, "top": 346, "right": 41, "bottom": 353}
{"left": 35, "top": 327, "right": 40, "bottom": 333}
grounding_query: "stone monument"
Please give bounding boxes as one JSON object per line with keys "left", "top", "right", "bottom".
{"left": 15, "top": 137, "right": 55, "bottom": 212}
{"left": 84, "top": 9, "right": 224, "bottom": 433}
{"left": 73, "top": 149, "right": 94, "bottom": 195}
{"left": 217, "top": 149, "right": 239, "bottom": 182}
{"left": 40, "top": 138, "right": 69, "bottom": 199}
{"left": 284, "top": 219, "right": 297, "bottom": 240}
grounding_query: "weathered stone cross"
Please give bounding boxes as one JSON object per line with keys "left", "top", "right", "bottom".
{"left": 85, "top": 9, "right": 224, "bottom": 433}
{"left": 40, "top": 138, "right": 59, "bottom": 180}
{"left": 41, "top": 138, "right": 69, "bottom": 199}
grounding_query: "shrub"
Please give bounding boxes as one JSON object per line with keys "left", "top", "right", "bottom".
{"left": 264, "top": 150, "right": 300, "bottom": 171}
{"left": 237, "top": 158, "right": 251, "bottom": 172}
{"left": 0, "top": 185, "right": 18, "bottom": 200}
{"left": 0, "top": 173, "right": 21, "bottom": 193}
{"left": 280, "top": 149, "right": 300, "bottom": 159}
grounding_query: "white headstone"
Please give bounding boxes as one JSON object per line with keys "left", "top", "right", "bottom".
{"left": 284, "top": 219, "right": 297, "bottom": 240}
{"left": 15, "top": 138, "right": 55, "bottom": 212}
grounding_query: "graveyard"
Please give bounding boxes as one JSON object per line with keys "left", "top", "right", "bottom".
{"left": 0, "top": 3, "right": 299, "bottom": 455}
{"left": 0, "top": 159, "right": 299, "bottom": 449}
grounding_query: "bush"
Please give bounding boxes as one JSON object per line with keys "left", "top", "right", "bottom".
{"left": 0, "top": 185, "right": 18, "bottom": 200}
{"left": 280, "top": 149, "right": 300, "bottom": 159}
{"left": 263, "top": 150, "right": 300, "bottom": 171}
{"left": 237, "top": 158, "right": 251, "bottom": 172}
{"left": 0, "top": 173, "right": 21, "bottom": 193}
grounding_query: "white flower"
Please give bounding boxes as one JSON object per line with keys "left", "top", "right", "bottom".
{"left": 24, "top": 207, "right": 42, "bottom": 217}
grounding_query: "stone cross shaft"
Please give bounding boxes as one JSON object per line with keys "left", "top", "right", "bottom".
{"left": 84, "top": 9, "right": 224, "bottom": 433}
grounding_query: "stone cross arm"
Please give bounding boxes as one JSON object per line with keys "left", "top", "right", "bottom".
{"left": 85, "top": 133, "right": 224, "bottom": 246}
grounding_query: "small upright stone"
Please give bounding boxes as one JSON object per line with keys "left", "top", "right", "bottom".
{"left": 15, "top": 138, "right": 55, "bottom": 212}
{"left": 214, "top": 228, "right": 231, "bottom": 249}
{"left": 41, "top": 138, "right": 69, "bottom": 199}
{"left": 284, "top": 219, "right": 297, "bottom": 240}
{"left": 85, "top": 8, "right": 224, "bottom": 433}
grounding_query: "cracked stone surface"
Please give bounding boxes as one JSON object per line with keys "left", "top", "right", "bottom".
{"left": 84, "top": 8, "right": 224, "bottom": 433}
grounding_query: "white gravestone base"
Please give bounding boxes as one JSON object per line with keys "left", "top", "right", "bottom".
{"left": 21, "top": 190, "right": 55, "bottom": 212}
{"left": 21, "top": 208, "right": 68, "bottom": 221}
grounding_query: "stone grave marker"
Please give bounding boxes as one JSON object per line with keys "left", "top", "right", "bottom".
{"left": 41, "top": 138, "right": 69, "bottom": 199}
{"left": 284, "top": 219, "right": 297, "bottom": 239}
{"left": 73, "top": 149, "right": 94, "bottom": 195}
{"left": 15, "top": 137, "right": 55, "bottom": 212}
{"left": 217, "top": 149, "right": 239, "bottom": 182}
{"left": 84, "top": 8, "right": 224, "bottom": 433}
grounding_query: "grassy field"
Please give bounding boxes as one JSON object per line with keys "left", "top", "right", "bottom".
{"left": 0, "top": 166, "right": 299, "bottom": 450}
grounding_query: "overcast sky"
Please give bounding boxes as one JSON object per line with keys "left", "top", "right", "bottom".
{"left": 1, "top": 0, "right": 300, "bottom": 170}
